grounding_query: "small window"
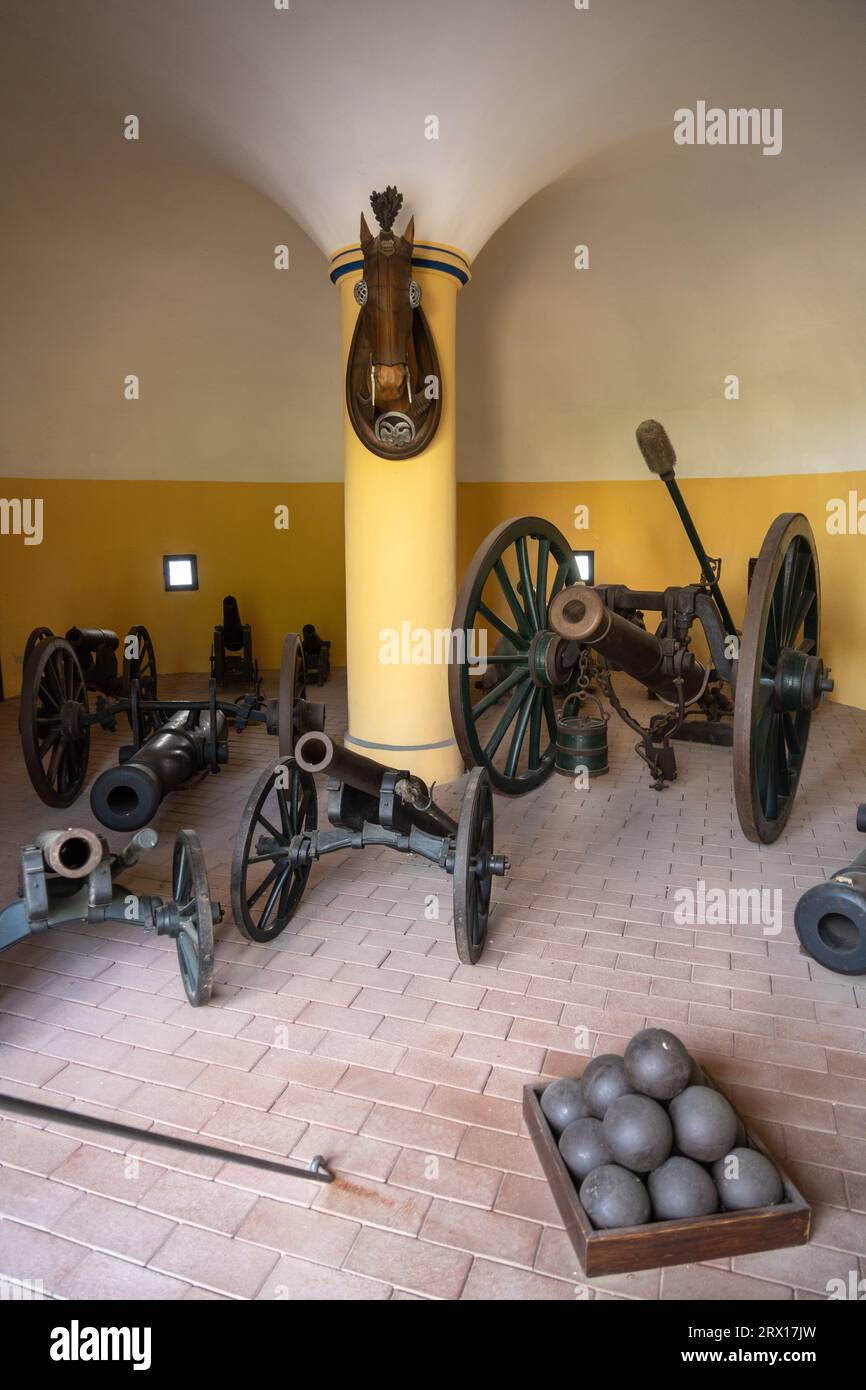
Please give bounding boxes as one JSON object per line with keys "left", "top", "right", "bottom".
{"left": 573, "top": 549, "right": 595, "bottom": 585}
{"left": 163, "top": 554, "right": 199, "bottom": 591}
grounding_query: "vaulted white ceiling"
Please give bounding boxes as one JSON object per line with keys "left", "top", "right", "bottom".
{"left": 3, "top": 0, "right": 864, "bottom": 259}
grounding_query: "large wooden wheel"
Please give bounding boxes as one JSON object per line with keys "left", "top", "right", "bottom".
{"left": 172, "top": 829, "right": 215, "bottom": 1007}
{"left": 452, "top": 767, "right": 497, "bottom": 965}
{"left": 19, "top": 636, "right": 90, "bottom": 807}
{"left": 23, "top": 626, "right": 54, "bottom": 669}
{"left": 122, "top": 624, "right": 161, "bottom": 737}
{"left": 278, "top": 633, "right": 307, "bottom": 756}
{"left": 449, "top": 517, "right": 580, "bottom": 794}
{"left": 230, "top": 757, "right": 318, "bottom": 942}
{"left": 733, "top": 513, "right": 830, "bottom": 844}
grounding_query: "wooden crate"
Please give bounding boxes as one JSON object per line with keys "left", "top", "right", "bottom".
{"left": 523, "top": 1079, "right": 810, "bottom": 1277}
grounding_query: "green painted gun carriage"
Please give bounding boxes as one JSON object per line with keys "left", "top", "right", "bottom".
{"left": 449, "top": 421, "right": 833, "bottom": 845}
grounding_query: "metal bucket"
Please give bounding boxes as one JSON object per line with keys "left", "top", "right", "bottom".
{"left": 555, "top": 694, "right": 609, "bottom": 778}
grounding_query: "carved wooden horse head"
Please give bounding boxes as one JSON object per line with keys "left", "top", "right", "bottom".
{"left": 346, "top": 186, "right": 442, "bottom": 458}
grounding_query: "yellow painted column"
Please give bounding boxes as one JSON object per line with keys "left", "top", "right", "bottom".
{"left": 329, "top": 241, "right": 470, "bottom": 783}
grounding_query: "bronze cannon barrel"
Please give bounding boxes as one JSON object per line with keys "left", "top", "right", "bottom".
{"left": 65, "top": 627, "right": 120, "bottom": 653}
{"left": 89, "top": 710, "right": 227, "bottom": 832}
{"left": 295, "top": 732, "right": 457, "bottom": 839}
{"left": 548, "top": 587, "right": 708, "bottom": 704}
{"left": 36, "top": 827, "right": 104, "bottom": 879}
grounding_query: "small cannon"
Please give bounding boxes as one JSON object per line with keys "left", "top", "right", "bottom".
{"left": 302, "top": 624, "right": 331, "bottom": 686}
{"left": 231, "top": 733, "right": 508, "bottom": 964}
{"left": 211, "top": 595, "right": 258, "bottom": 689}
{"left": 0, "top": 826, "right": 219, "bottom": 1006}
{"left": 795, "top": 805, "right": 866, "bottom": 974}
{"left": 24, "top": 623, "right": 157, "bottom": 714}
{"left": 18, "top": 632, "right": 322, "bottom": 821}
{"left": 450, "top": 420, "right": 833, "bottom": 843}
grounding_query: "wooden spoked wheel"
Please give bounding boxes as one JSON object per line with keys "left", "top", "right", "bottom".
{"left": 230, "top": 757, "right": 318, "bottom": 943}
{"left": 123, "top": 624, "right": 161, "bottom": 737}
{"left": 449, "top": 517, "right": 581, "bottom": 794}
{"left": 172, "top": 829, "right": 215, "bottom": 1007}
{"left": 278, "top": 633, "right": 307, "bottom": 756}
{"left": 452, "top": 767, "right": 497, "bottom": 965}
{"left": 23, "top": 626, "right": 54, "bottom": 669}
{"left": 19, "top": 636, "right": 90, "bottom": 807}
{"left": 733, "top": 513, "right": 829, "bottom": 844}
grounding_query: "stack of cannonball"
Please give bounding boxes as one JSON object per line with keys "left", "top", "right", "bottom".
{"left": 540, "top": 1028, "right": 784, "bottom": 1229}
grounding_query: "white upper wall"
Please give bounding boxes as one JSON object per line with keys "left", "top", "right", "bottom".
{"left": 2, "top": 0, "right": 864, "bottom": 483}
{"left": 457, "top": 119, "right": 866, "bottom": 480}
{"left": 3, "top": 0, "right": 864, "bottom": 258}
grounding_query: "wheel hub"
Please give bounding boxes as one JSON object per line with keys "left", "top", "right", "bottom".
{"left": 60, "top": 700, "right": 85, "bottom": 739}
{"left": 774, "top": 649, "right": 833, "bottom": 712}
{"left": 527, "top": 630, "right": 579, "bottom": 688}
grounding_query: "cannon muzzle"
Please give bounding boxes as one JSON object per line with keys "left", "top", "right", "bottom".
{"left": 549, "top": 586, "right": 708, "bottom": 704}
{"left": 795, "top": 823, "right": 866, "bottom": 975}
{"left": 36, "top": 828, "right": 103, "bottom": 878}
{"left": 89, "top": 710, "right": 227, "bottom": 832}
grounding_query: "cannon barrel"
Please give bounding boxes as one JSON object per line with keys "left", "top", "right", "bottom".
{"left": 89, "top": 710, "right": 227, "bottom": 832}
{"left": 65, "top": 627, "right": 119, "bottom": 653}
{"left": 548, "top": 586, "right": 708, "bottom": 704}
{"left": 36, "top": 827, "right": 103, "bottom": 878}
{"left": 295, "top": 732, "right": 457, "bottom": 839}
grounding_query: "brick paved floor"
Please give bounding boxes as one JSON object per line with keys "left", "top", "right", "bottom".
{"left": 1, "top": 668, "right": 864, "bottom": 1300}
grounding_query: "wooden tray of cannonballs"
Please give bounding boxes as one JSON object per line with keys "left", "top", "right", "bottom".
{"left": 524, "top": 1078, "right": 810, "bottom": 1277}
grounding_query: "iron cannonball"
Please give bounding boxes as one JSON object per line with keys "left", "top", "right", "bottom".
{"left": 579, "top": 1164, "right": 651, "bottom": 1230}
{"left": 541, "top": 1077, "right": 590, "bottom": 1135}
{"left": 648, "top": 1156, "right": 720, "bottom": 1221}
{"left": 624, "top": 1028, "right": 692, "bottom": 1101}
{"left": 601, "top": 1093, "right": 673, "bottom": 1173}
{"left": 558, "top": 1117, "right": 612, "bottom": 1183}
{"left": 712, "top": 1147, "right": 784, "bottom": 1210}
{"left": 581, "top": 1054, "right": 634, "bottom": 1118}
{"left": 669, "top": 1086, "right": 739, "bottom": 1163}
{"left": 688, "top": 1056, "right": 707, "bottom": 1087}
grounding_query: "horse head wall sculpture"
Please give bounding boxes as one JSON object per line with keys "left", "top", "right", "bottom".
{"left": 346, "top": 186, "right": 442, "bottom": 458}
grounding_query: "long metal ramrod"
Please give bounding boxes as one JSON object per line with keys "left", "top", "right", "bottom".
{"left": 636, "top": 419, "right": 738, "bottom": 637}
{"left": 0, "top": 1092, "right": 334, "bottom": 1184}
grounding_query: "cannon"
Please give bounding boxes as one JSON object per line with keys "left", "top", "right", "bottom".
{"left": 211, "top": 595, "right": 258, "bottom": 689}
{"left": 449, "top": 420, "right": 833, "bottom": 843}
{"left": 89, "top": 709, "right": 229, "bottom": 831}
{"left": 230, "top": 733, "right": 508, "bottom": 964}
{"left": 794, "top": 805, "right": 866, "bottom": 974}
{"left": 0, "top": 825, "right": 218, "bottom": 1006}
{"left": 302, "top": 624, "right": 331, "bottom": 686}
{"left": 24, "top": 623, "right": 158, "bottom": 709}
{"left": 18, "top": 631, "right": 322, "bottom": 822}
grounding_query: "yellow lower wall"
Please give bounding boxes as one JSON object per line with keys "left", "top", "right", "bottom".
{"left": 0, "top": 479, "right": 346, "bottom": 697}
{"left": 2, "top": 471, "right": 864, "bottom": 709}
{"left": 458, "top": 473, "right": 866, "bottom": 711}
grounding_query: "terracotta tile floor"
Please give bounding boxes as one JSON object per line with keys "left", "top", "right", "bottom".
{"left": 1, "top": 668, "right": 865, "bottom": 1301}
